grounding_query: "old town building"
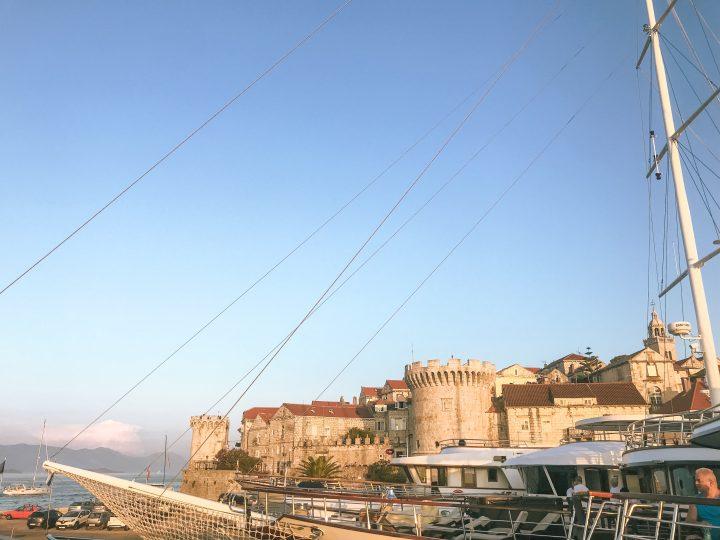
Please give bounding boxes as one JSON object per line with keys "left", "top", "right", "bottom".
{"left": 497, "top": 382, "right": 649, "bottom": 446}
{"left": 591, "top": 311, "right": 684, "bottom": 404}
{"left": 240, "top": 400, "right": 375, "bottom": 474}
{"left": 495, "top": 364, "right": 539, "bottom": 394}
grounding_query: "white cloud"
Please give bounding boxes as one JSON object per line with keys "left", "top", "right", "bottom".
{"left": 44, "top": 420, "right": 145, "bottom": 455}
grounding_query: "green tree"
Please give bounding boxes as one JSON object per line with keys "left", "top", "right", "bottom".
{"left": 366, "top": 460, "right": 407, "bottom": 484}
{"left": 574, "top": 348, "right": 603, "bottom": 382}
{"left": 298, "top": 455, "right": 341, "bottom": 478}
{"left": 215, "top": 448, "right": 261, "bottom": 473}
{"left": 344, "top": 427, "right": 375, "bottom": 441}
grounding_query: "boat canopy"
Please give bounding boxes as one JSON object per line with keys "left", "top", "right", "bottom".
{"left": 503, "top": 441, "right": 625, "bottom": 468}
{"left": 392, "top": 447, "right": 534, "bottom": 467}
{"left": 691, "top": 416, "right": 720, "bottom": 449}
{"left": 575, "top": 415, "right": 646, "bottom": 431}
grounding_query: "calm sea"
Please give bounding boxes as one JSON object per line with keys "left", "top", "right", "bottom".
{"left": 0, "top": 472, "right": 181, "bottom": 511}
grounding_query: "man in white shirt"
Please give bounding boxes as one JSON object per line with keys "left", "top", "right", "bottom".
{"left": 566, "top": 476, "right": 589, "bottom": 497}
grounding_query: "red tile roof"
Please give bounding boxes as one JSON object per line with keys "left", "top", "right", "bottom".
{"left": 385, "top": 379, "right": 409, "bottom": 390}
{"left": 281, "top": 403, "right": 374, "bottom": 419}
{"left": 502, "top": 382, "right": 646, "bottom": 407}
{"left": 525, "top": 367, "right": 541, "bottom": 374}
{"left": 360, "top": 386, "right": 381, "bottom": 397}
{"left": 657, "top": 380, "right": 711, "bottom": 414}
{"left": 242, "top": 407, "right": 279, "bottom": 420}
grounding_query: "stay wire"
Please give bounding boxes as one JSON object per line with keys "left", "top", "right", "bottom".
{"left": 688, "top": 126, "right": 720, "bottom": 167}
{"left": 0, "top": 0, "right": 353, "bottom": 298}
{"left": 689, "top": 0, "right": 720, "bottom": 81}
{"left": 137, "top": 17, "right": 588, "bottom": 479}
{"left": 309, "top": 53, "right": 631, "bottom": 417}
{"left": 690, "top": 0, "right": 720, "bottom": 49}
{"left": 679, "top": 137, "right": 720, "bottom": 183}
{"left": 154, "top": 2, "right": 564, "bottom": 498}
{"left": 49, "top": 3, "right": 545, "bottom": 462}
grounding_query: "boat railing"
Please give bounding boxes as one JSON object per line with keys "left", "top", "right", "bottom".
{"left": 236, "top": 481, "right": 572, "bottom": 539}
{"left": 236, "top": 474, "right": 434, "bottom": 499}
{"left": 578, "top": 490, "right": 720, "bottom": 540}
{"left": 436, "top": 438, "right": 533, "bottom": 449}
{"left": 560, "top": 427, "right": 626, "bottom": 444}
{"left": 624, "top": 406, "right": 720, "bottom": 450}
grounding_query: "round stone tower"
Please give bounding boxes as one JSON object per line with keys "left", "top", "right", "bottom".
{"left": 405, "top": 358, "right": 496, "bottom": 454}
{"left": 189, "top": 415, "right": 229, "bottom": 468}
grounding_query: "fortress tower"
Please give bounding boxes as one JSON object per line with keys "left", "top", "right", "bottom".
{"left": 189, "top": 415, "right": 229, "bottom": 468}
{"left": 405, "top": 358, "right": 496, "bottom": 454}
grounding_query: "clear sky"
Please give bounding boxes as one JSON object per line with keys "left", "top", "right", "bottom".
{"left": 2, "top": 1, "right": 720, "bottom": 455}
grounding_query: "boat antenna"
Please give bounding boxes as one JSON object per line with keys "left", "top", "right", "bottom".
{"left": 641, "top": 0, "right": 720, "bottom": 404}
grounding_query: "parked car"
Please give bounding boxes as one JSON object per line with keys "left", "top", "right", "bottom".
{"left": 106, "top": 514, "right": 129, "bottom": 531}
{"left": 296, "top": 480, "right": 327, "bottom": 489}
{"left": 2, "top": 504, "right": 42, "bottom": 520}
{"left": 85, "top": 511, "right": 110, "bottom": 529}
{"left": 55, "top": 510, "right": 90, "bottom": 529}
{"left": 27, "top": 509, "right": 61, "bottom": 529}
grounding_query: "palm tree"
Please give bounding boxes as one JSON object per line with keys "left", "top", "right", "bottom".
{"left": 298, "top": 455, "right": 341, "bottom": 478}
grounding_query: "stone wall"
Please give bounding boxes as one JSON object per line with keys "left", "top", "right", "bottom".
{"left": 180, "top": 469, "right": 236, "bottom": 501}
{"left": 290, "top": 437, "right": 393, "bottom": 480}
{"left": 503, "top": 403, "right": 649, "bottom": 446}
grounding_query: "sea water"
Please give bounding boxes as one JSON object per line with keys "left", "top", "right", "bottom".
{"left": 0, "top": 472, "right": 181, "bottom": 511}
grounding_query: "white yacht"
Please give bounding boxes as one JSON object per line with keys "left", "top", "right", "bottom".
{"left": 391, "top": 441, "right": 539, "bottom": 496}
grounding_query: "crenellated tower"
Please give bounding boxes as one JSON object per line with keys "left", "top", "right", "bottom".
{"left": 405, "top": 358, "right": 496, "bottom": 454}
{"left": 189, "top": 415, "right": 229, "bottom": 469}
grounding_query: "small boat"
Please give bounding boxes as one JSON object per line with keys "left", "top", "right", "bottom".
{"left": 2, "top": 420, "right": 50, "bottom": 497}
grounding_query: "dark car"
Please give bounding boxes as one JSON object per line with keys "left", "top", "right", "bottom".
{"left": 296, "top": 480, "right": 327, "bottom": 489}
{"left": 27, "top": 509, "right": 61, "bottom": 529}
{"left": 86, "top": 511, "right": 110, "bottom": 529}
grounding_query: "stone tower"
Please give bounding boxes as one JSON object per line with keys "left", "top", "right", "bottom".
{"left": 189, "top": 415, "right": 229, "bottom": 468}
{"left": 405, "top": 358, "right": 496, "bottom": 454}
{"left": 643, "top": 310, "right": 677, "bottom": 361}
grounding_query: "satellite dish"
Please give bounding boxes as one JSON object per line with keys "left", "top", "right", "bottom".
{"left": 668, "top": 321, "right": 692, "bottom": 337}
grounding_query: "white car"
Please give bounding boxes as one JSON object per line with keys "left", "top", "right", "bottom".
{"left": 56, "top": 510, "right": 90, "bottom": 529}
{"left": 106, "top": 514, "right": 129, "bottom": 531}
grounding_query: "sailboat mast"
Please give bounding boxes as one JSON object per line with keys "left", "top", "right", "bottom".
{"left": 162, "top": 434, "right": 167, "bottom": 486}
{"left": 32, "top": 420, "right": 46, "bottom": 488}
{"left": 644, "top": 0, "right": 720, "bottom": 404}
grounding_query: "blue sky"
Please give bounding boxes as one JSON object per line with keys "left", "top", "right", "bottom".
{"left": 2, "top": 1, "right": 720, "bottom": 455}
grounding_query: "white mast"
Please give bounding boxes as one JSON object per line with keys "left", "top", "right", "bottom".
{"left": 32, "top": 420, "right": 46, "bottom": 488}
{"left": 644, "top": 0, "right": 720, "bottom": 404}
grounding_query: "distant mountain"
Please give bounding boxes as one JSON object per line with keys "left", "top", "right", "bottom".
{"left": 0, "top": 444, "right": 186, "bottom": 475}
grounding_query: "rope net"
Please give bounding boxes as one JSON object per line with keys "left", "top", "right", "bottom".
{"left": 43, "top": 461, "right": 316, "bottom": 540}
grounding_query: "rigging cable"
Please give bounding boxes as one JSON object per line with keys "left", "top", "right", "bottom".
{"left": 54, "top": 0, "right": 563, "bottom": 465}
{"left": 0, "top": 0, "right": 353, "bottom": 297}
{"left": 305, "top": 53, "right": 632, "bottom": 432}
{"left": 136, "top": 24, "right": 595, "bottom": 479}
{"left": 153, "top": 3, "right": 565, "bottom": 493}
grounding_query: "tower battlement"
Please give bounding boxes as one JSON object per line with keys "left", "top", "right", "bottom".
{"left": 405, "top": 358, "right": 495, "bottom": 388}
{"left": 189, "top": 415, "right": 229, "bottom": 465}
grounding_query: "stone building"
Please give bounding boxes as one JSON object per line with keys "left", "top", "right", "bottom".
{"left": 404, "top": 358, "right": 497, "bottom": 454}
{"left": 378, "top": 379, "right": 411, "bottom": 402}
{"left": 498, "top": 382, "right": 648, "bottom": 446}
{"left": 538, "top": 368, "right": 569, "bottom": 384}
{"left": 540, "top": 353, "right": 597, "bottom": 380}
{"left": 189, "top": 415, "right": 229, "bottom": 470}
{"left": 495, "top": 364, "right": 539, "bottom": 394}
{"left": 240, "top": 400, "right": 375, "bottom": 474}
{"left": 591, "top": 311, "right": 684, "bottom": 404}
{"left": 359, "top": 386, "right": 381, "bottom": 406}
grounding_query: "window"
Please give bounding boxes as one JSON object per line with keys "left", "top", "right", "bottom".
{"left": 430, "top": 467, "right": 447, "bottom": 487}
{"left": 376, "top": 421, "right": 385, "bottom": 431}
{"left": 390, "top": 418, "right": 406, "bottom": 431}
{"left": 441, "top": 398, "right": 452, "bottom": 411}
{"left": 652, "top": 469, "right": 669, "bottom": 494}
{"left": 647, "top": 363, "right": 659, "bottom": 377}
{"left": 487, "top": 468, "right": 499, "bottom": 483}
{"left": 521, "top": 421, "right": 529, "bottom": 430}
{"left": 649, "top": 387, "right": 662, "bottom": 406}
{"left": 462, "top": 468, "right": 476, "bottom": 488}
{"left": 324, "top": 427, "right": 331, "bottom": 437}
